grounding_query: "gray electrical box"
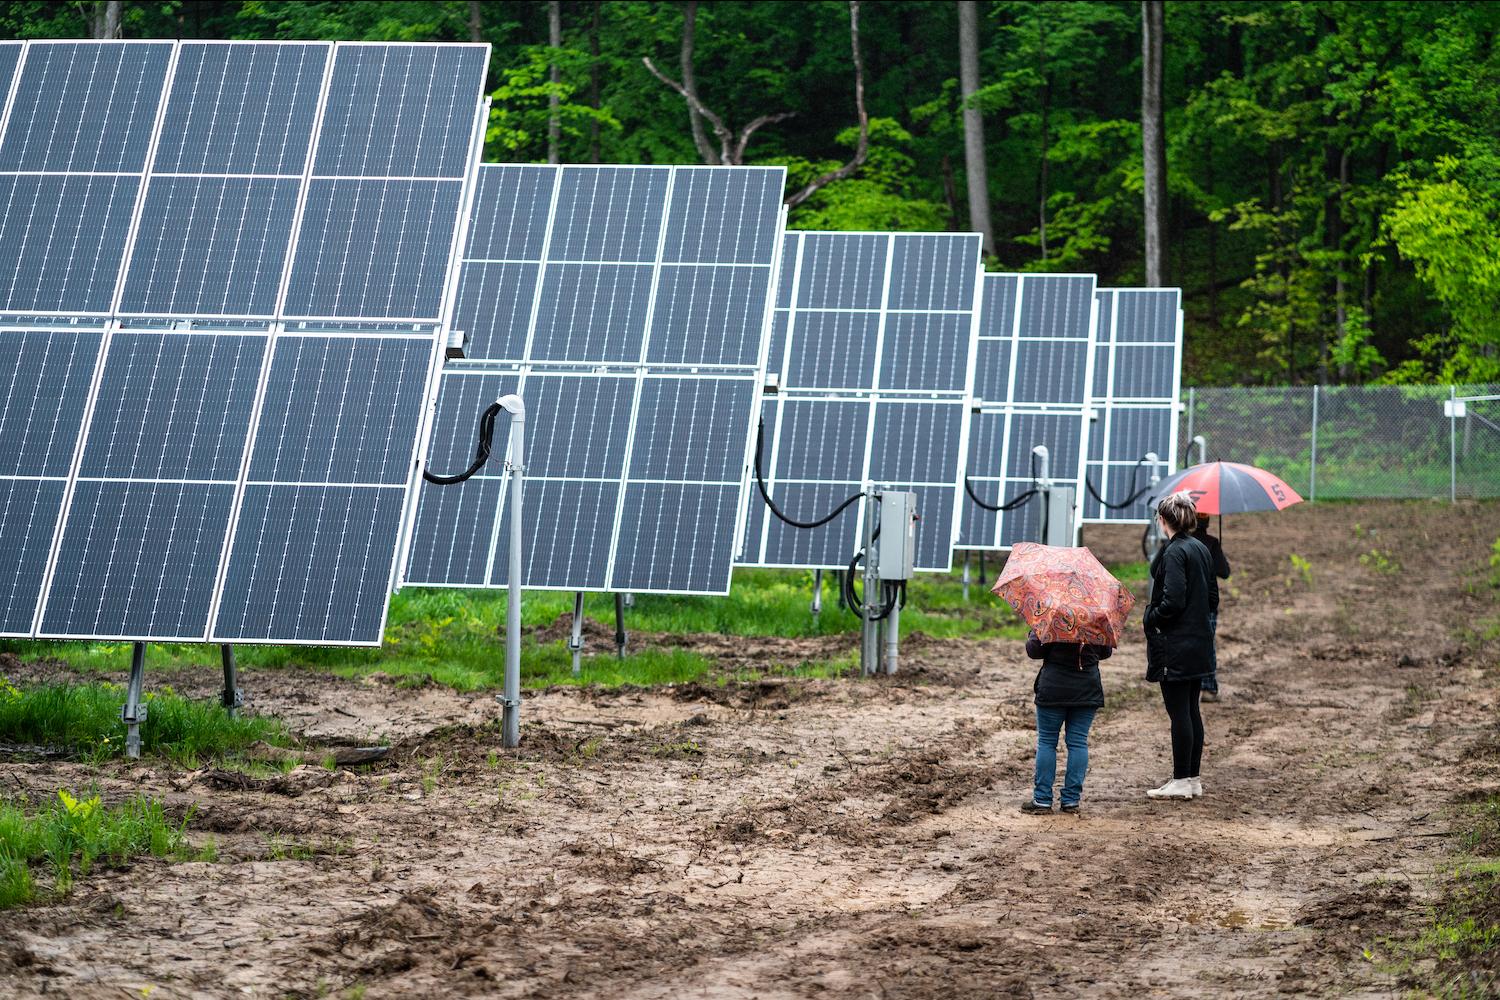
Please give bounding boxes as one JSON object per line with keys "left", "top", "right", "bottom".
{"left": 1044, "top": 486, "right": 1076, "bottom": 547}
{"left": 877, "top": 490, "right": 918, "bottom": 580}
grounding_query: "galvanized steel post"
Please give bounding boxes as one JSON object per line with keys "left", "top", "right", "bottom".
{"left": 499, "top": 395, "right": 525, "bottom": 749}
{"left": 1309, "top": 384, "right": 1319, "bottom": 503}
{"left": 861, "top": 486, "right": 879, "bottom": 677}
{"left": 1450, "top": 385, "right": 1458, "bottom": 503}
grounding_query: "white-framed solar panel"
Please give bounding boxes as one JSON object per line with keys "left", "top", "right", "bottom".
{"left": 958, "top": 272, "right": 1097, "bottom": 550}
{"left": 0, "top": 39, "right": 489, "bottom": 646}
{"left": 1082, "top": 287, "right": 1183, "bottom": 523}
{"left": 401, "top": 163, "right": 787, "bottom": 596}
{"left": 739, "top": 230, "right": 983, "bottom": 573}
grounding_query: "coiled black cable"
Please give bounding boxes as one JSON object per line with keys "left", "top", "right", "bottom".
{"left": 754, "top": 419, "right": 863, "bottom": 529}
{"left": 1084, "top": 456, "right": 1154, "bottom": 511}
{"left": 423, "top": 401, "right": 503, "bottom": 486}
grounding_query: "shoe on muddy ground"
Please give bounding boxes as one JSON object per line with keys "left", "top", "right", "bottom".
{"left": 1059, "top": 803, "right": 1081, "bottom": 815}
{"left": 1019, "top": 799, "right": 1052, "bottom": 814}
{"left": 1146, "top": 778, "right": 1195, "bottom": 800}
{"left": 1201, "top": 690, "right": 1221, "bottom": 703}
{"left": 1189, "top": 777, "right": 1203, "bottom": 798}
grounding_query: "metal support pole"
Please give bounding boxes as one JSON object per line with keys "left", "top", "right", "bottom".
{"left": 498, "top": 395, "right": 525, "bottom": 750}
{"left": 835, "top": 569, "right": 847, "bottom": 610}
{"left": 884, "top": 590, "right": 900, "bottom": 675}
{"left": 220, "top": 644, "right": 242, "bottom": 717}
{"left": 568, "top": 591, "right": 584, "bottom": 678}
{"left": 1309, "top": 384, "right": 1319, "bottom": 503}
{"left": 1185, "top": 386, "right": 1195, "bottom": 460}
{"left": 961, "top": 551, "right": 971, "bottom": 602}
{"left": 1450, "top": 384, "right": 1458, "bottom": 503}
{"left": 623, "top": 592, "right": 635, "bottom": 609}
{"left": 860, "top": 487, "right": 879, "bottom": 677}
{"left": 613, "top": 592, "right": 626, "bottom": 660}
{"left": 978, "top": 550, "right": 986, "bottom": 587}
{"left": 810, "top": 568, "right": 822, "bottom": 618}
{"left": 122, "top": 642, "right": 147, "bottom": 760}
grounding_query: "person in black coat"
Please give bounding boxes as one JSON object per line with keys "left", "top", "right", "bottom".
{"left": 1020, "top": 631, "right": 1113, "bottom": 815}
{"left": 1143, "top": 491, "right": 1219, "bottom": 801}
{"left": 1192, "top": 512, "right": 1231, "bottom": 700}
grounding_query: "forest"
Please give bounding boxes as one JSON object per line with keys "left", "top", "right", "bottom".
{"left": 4, "top": 0, "right": 1497, "bottom": 387}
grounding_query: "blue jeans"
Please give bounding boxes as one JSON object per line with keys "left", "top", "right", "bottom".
{"left": 1202, "top": 611, "right": 1220, "bottom": 694}
{"left": 1033, "top": 706, "right": 1097, "bottom": 807}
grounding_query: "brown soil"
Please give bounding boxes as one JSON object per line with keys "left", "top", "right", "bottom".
{"left": 1, "top": 500, "right": 1498, "bottom": 999}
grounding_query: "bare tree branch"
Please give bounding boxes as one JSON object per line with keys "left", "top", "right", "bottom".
{"left": 642, "top": 55, "right": 736, "bottom": 162}
{"left": 785, "top": 1, "right": 869, "bottom": 209}
{"left": 679, "top": 1, "right": 719, "bottom": 165}
{"left": 733, "top": 112, "right": 795, "bottom": 164}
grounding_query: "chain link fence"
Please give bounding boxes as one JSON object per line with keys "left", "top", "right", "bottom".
{"left": 1180, "top": 383, "right": 1500, "bottom": 501}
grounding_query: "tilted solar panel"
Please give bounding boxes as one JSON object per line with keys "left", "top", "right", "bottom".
{"left": 0, "top": 40, "right": 488, "bottom": 645}
{"left": 402, "top": 163, "right": 786, "bottom": 596}
{"left": 1082, "top": 287, "right": 1183, "bottom": 523}
{"left": 740, "top": 231, "right": 983, "bottom": 573}
{"left": 958, "top": 272, "right": 1097, "bottom": 550}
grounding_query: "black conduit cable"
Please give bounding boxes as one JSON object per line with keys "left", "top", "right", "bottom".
{"left": 755, "top": 419, "right": 864, "bottom": 530}
{"left": 423, "top": 401, "right": 503, "bottom": 486}
{"left": 964, "top": 478, "right": 1039, "bottom": 512}
{"left": 1084, "top": 456, "right": 1154, "bottom": 511}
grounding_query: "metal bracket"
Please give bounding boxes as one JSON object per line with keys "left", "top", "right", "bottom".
{"left": 496, "top": 695, "right": 521, "bottom": 710}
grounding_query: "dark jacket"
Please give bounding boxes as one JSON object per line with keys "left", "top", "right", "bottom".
{"left": 1027, "top": 632, "right": 1112, "bottom": 708}
{"left": 1192, "top": 525, "right": 1231, "bottom": 579}
{"left": 1143, "top": 532, "right": 1218, "bottom": 682}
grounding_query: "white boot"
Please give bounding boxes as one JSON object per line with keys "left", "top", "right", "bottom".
{"left": 1146, "top": 778, "right": 1195, "bottom": 800}
{"left": 1189, "top": 777, "right": 1202, "bottom": 798}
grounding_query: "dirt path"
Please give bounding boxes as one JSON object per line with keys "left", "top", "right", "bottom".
{"left": 1, "top": 501, "right": 1496, "bottom": 999}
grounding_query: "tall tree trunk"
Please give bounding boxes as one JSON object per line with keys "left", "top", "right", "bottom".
{"left": 957, "top": 1, "right": 994, "bottom": 255}
{"left": 1037, "top": 7, "right": 1049, "bottom": 262}
{"left": 548, "top": 0, "right": 561, "bottom": 165}
{"left": 589, "top": 1, "right": 602, "bottom": 163}
{"left": 1328, "top": 145, "right": 1349, "bottom": 382}
{"left": 90, "top": 1, "right": 123, "bottom": 38}
{"left": 680, "top": 2, "right": 719, "bottom": 165}
{"left": 1206, "top": 131, "right": 1218, "bottom": 327}
{"left": 941, "top": 152, "right": 960, "bottom": 231}
{"left": 468, "top": 1, "right": 483, "bottom": 43}
{"left": 1141, "top": 0, "right": 1167, "bottom": 287}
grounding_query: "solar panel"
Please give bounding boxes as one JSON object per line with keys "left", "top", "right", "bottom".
{"left": 402, "top": 164, "right": 786, "bottom": 596}
{"left": 958, "top": 272, "right": 1097, "bottom": 550}
{"left": 1082, "top": 287, "right": 1183, "bottom": 523}
{"left": 740, "top": 231, "right": 983, "bottom": 573}
{"left": 0, "top": 40, "right": 488, "bottom": 645}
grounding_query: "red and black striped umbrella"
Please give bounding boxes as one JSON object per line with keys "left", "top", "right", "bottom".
{"left": 1148, "top": 461, "right": 1302, "bottom": 515}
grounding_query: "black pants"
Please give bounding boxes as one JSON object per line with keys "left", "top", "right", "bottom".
{"left": 1160, "top": 679, "right": 1204, "bottom": 779}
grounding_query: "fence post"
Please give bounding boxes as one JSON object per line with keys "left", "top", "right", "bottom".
{"left": 1185, "top": 386, "right": 1195, "bottom": 465}
{"left": 1449, "top": 384, "right": 1458, "bottom": 503}
{"left": 1309, "top": 384, "right": 1319, "bottom": 503}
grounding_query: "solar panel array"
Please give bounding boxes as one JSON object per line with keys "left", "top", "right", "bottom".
{"left": 0, "top": 40, "right": 488, "bottom": 645}
{"left": 1082, "top": 287, "right": 1183, "bottom": 522}
{"left": 958, "top": 273, "right": 1097, "bottom": 550}
{"left": 402, "top": 164, "right": 787, "bottom": 596}
{"left": 740, "top": 231, "right": 983, "bottom": 573}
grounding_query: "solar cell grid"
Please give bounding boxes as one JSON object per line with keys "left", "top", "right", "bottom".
{"left": 404, "top": 163, "right": 786, "bottom": 596}
{"left": 743, "top": 229, "right": 983, "bottom": 573}
{"left": 0, "top": 39, "right": 489, "bottom": 644}
{"left": 1082, "top": 287, "right": 1183, "bottom": 523}
{"left": 958, "top": 272, "right": 1097, "bottom": 550}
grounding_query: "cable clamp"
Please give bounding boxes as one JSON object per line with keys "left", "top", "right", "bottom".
{"left": 496, "top": 695, "right": 521, "bottom": 710}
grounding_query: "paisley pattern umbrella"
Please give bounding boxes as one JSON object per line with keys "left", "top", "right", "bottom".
{"left": 991, "top": 542, "right": 1136, "bottom": 648}
{"left": 1147, "top": 461, "right": 1302, "bottom": 515}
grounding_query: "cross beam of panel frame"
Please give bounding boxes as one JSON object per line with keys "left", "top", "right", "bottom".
{"left": 740, "top": 230, "right": 983, "bottom": 573}
{"left": 401, "top": 163, "right": 787, "bottom": 596}
{"left": 958, "top": 272, "right": 1098, "bottom": 551}
{"left": 0, "top": 40, "right": 489, "bottom": 645}
{"left": 1081, "top": 287, "right": 1183, "bottom": 524}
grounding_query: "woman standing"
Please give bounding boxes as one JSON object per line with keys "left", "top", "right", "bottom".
{"left": 1143, "top": 492, "right": 1218, "bottom": 801}
{"left": 1020, "top": 630, "right": 1112, "bottom": 815}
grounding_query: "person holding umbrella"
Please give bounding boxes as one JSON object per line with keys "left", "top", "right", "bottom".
{"left": 1143, "top": 491, "right": 1218, "bottom": 801}
{"left": 1193, "top": 513, "right": 1231, "bottom": 701}
{"left": 992, "top": 544, "right": 1135, "bottom": 815}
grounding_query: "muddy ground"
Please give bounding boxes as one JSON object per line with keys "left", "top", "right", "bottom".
{"left": 2, "top": 500, "right": 1498, "bottom": 998}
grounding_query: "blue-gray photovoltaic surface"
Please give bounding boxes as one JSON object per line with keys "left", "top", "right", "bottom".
{"left": 404, "top": 163, "right": 786, "bottom": 596}
{"left": 1083, "top": 288, "right": 1183, "bottom": 523}
{"left": 959, "top": 273, "right": 1097, "bottom": 550}
{"left": 0, "top": 40, "right": 488, "bottom": 644}
{"left": 742, "top": 230, "right": 982, "bottom": 573}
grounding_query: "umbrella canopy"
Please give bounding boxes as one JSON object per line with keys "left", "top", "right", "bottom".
{"left": 991, "top": 542, "right": 1136, "bottom": 647}
{"left": 1148, "top": 461, "right": 1302, "bottom": 515}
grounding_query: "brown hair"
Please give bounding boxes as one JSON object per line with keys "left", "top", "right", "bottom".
{"left": 1157, "top": 491, "right": 1197, "bottom": 534}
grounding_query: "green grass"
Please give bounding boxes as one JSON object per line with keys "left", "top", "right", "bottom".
{"left": 0, "top": 563, "right": 1148, "bottom": 694}
{"left": 0, "top": 679, "right": 291, "bottom": 764}
{"left": 0, "top": 789, "right": 197, "bottom": 909}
